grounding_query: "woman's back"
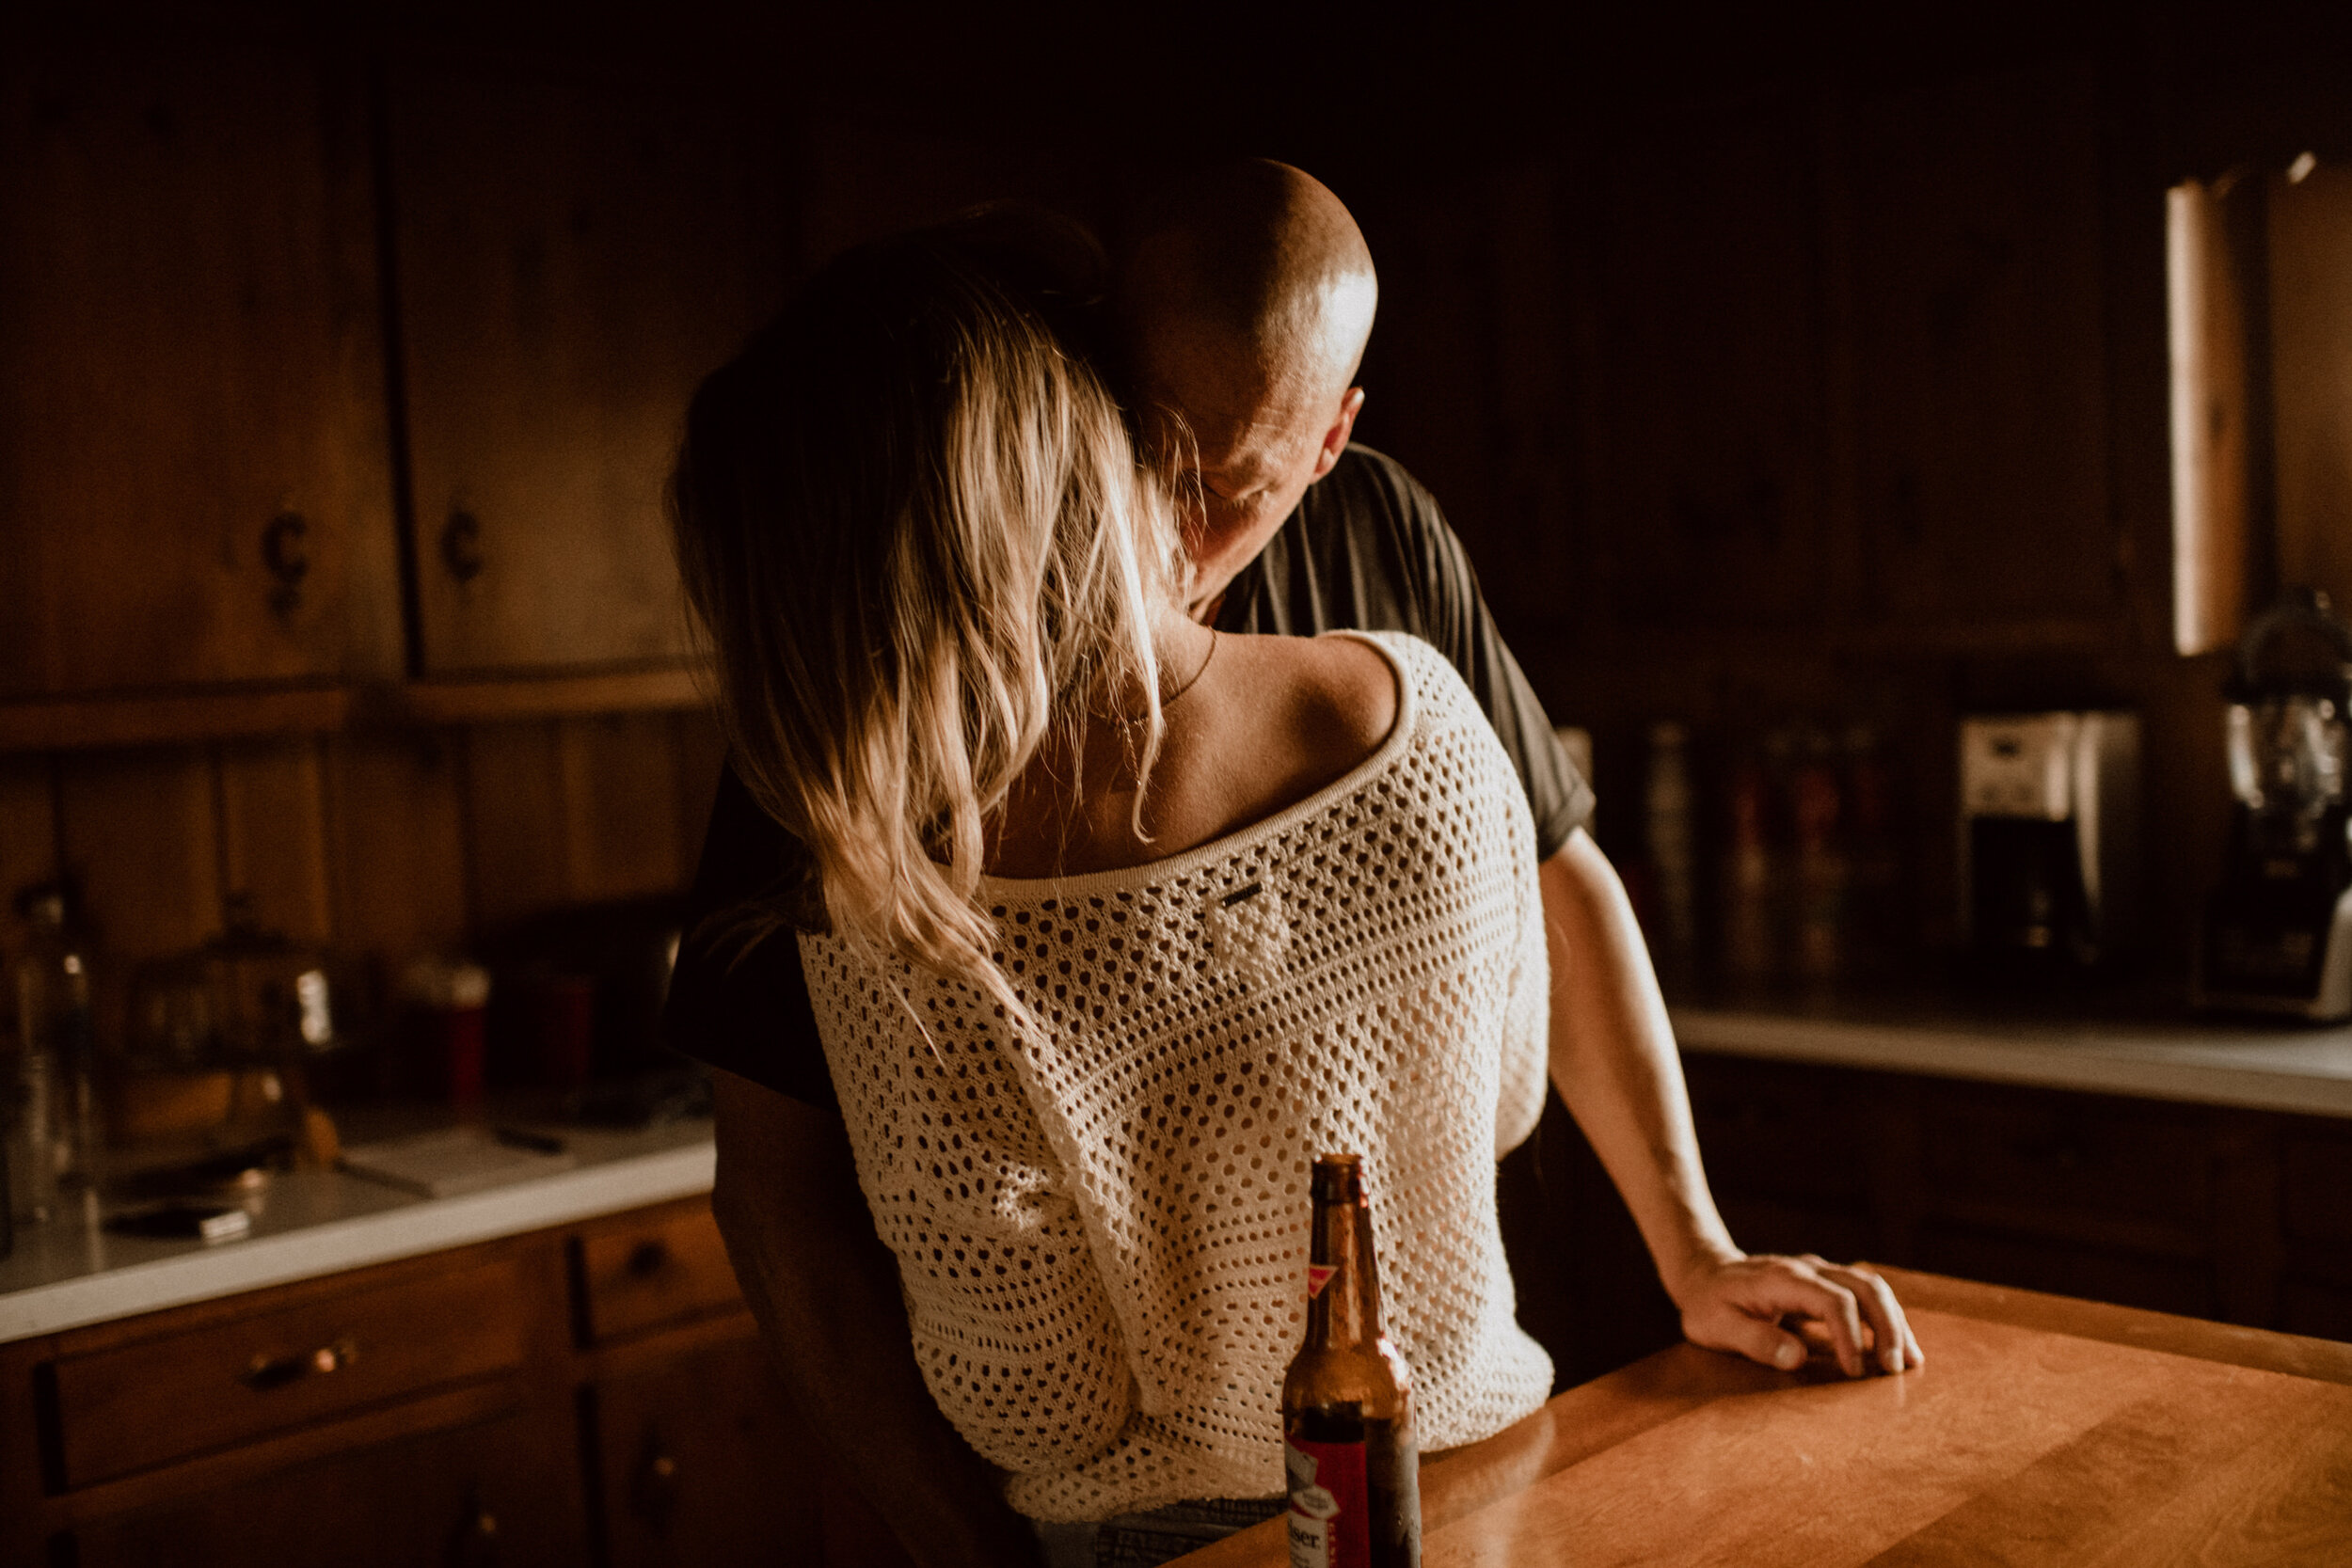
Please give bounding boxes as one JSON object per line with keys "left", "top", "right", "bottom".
{"left": 987, "top": 628, "right": 1400, "bottom": 880}
{"left": 804, "top": 633, "right": 1556, "bottom": 1520}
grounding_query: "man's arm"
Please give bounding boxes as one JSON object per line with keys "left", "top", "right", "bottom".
{"left": 1540, "top": 830, "right": 1924, "bottom": 1378}
{"left": 709, "top": 1069, "right": 1045, "bottom": 1567}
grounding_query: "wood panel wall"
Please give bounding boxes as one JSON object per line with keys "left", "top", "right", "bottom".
{"left": 0, "top": 712, "right": 723, "bottom": 1045}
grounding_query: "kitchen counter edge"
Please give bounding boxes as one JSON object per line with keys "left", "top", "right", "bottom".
{"left": 1672, "top": 1005, "right": 2352, "bottom": 1120}
{"left": 0, "top": 1123, "right": 716, "bottom": 1345}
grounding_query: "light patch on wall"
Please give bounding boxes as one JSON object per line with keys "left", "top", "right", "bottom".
{"left": 2166, "top": 177, "right": 2254, "bottom": 657}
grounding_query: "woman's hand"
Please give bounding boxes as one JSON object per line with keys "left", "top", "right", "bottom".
{"left": 1673, "top": 1251, "right": 1924, "bottom": 1378}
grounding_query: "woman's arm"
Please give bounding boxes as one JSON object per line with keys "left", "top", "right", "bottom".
{"left": 1540, "top": 831, "right": 1922, "bottom": 1378}
{"left": 709, "top": 1069, "right": 1046, "bottom": 1567}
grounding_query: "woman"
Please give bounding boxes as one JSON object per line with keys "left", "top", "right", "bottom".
{"left": 671, "top": 222, "right": 1553, "bottom": 1564}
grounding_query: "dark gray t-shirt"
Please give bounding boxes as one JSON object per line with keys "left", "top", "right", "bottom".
{"left": 663, "top": 444, "right": 1591, "bottom": 1104}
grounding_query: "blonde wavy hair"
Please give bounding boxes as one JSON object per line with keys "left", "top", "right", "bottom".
{"left": 670, "top": 222, "right": 1184, "bottom": 1013}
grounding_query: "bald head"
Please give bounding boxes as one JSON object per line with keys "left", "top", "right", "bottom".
{"left": 1120, "top": 159, "right": 1378, "bottom": 412}
{"left": 1117, "top": 161, "right": 1379, "bottom": 615}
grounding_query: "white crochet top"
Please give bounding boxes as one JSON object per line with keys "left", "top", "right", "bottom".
{"left": 802, "top": 631, "right": 1555, "bottom": 1522}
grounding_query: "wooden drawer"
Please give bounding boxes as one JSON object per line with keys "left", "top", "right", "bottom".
{"left": 1685, "top": 1056, "right": 1877, "bottom": 1206}
{"left": 595, "top": 1329, "right": 811, "bottom": 1568}
{"left": 72, "top": 1399, "right": 585, "bottom": 1568}
{"left": 2282, "top": 1130, "right": 2352, "bottom": 1244}
{"left": 576, "top": 1202, "right": 742, "bottom": 1343}
{"left": 49, "top": 1257, "right": 528, "bottom": 1488}
{"left": 1918, "top": 1085, "right": 2211, "bottom": 1243}
{"left": 1914, "top": 1224, "right": 2215, "bottom": 1320}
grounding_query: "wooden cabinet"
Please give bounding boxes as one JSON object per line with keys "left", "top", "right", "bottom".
{"left": 575, "top": 1197, "right": 748, "bottom": 1342}
{"left": 1844, "top": 60, "right": 2120, "bottom": 635}
{"left": 72, "top": 1402, "right": 584, "bottom": 1568}
{"left": 1677, "top": 1053, "right": 2342, "bottom": 1334}
{"left": 48, "top": 1254, "right": 529, "bottom": 1487}
{"left": 0, "top": 40, "right": 791, "bottom": 735}
{"left": 385, "top": 66, "right": 787, "bottom": 675}
{"left": 0, "top": 43, "right": 402, "bottom": 699}
{"left": 0, "top": 1194, "right": 892, "bottom": 1567}
{"left": 593, "top": 1333, "right": 818, "bottom": 1568}
{"left": 1578, "top": 93, "right": 1837, "bottom": 638}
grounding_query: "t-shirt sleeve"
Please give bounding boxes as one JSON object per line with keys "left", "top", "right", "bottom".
{"left": 1394, "top": 472, "right": 1594, "bottom": 859}
{"left": 660, "top": 760, "right": 839, "bottom": 1110}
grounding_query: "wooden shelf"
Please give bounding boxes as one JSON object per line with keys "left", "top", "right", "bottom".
{"left": 383, "top": 664, "right": 708, "bottom": 725}
{"left": 0, "top": 665, "right": 710, "bottom": 754}
{"left": 0, "top": 685, "right": 356, "bottom": 753}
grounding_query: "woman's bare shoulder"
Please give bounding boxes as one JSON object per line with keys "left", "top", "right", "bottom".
{"left": 1215, "top": 630, "right": 1400, "bottom": 778}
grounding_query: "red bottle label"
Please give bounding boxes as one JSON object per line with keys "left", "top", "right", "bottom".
{"left": 1285, "top": 1435, "right": 1370, "bottom": 1568}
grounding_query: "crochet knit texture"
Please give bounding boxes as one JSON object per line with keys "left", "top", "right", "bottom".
{"left": 803, "top": 631, "right": 1554, "bottom": 1521}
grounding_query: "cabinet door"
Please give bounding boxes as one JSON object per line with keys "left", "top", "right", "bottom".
{"left": 594, "top": 1330, "right": 821, "bottom": 1568}
{"left": 1580, "top": 94, "right": 1836, "bottom": 637}
{"left": 388, "top": 67, "right": 786, "bottom": 674}
{"left": 71, "top": 1400, "right": 586, "bottom": 1568}
{"left": 1845, "top": 61, "right": 2118, "bottom": 633}
{"left": 0, "top": 45, "right": 402, "bottom": 697}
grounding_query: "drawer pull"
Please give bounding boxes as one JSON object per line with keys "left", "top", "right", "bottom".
{"left": 448, "top": 1487, "right": 501, "bottom": 1567}
{"left": 632, "top": 1439, "right": 680, "bottom": 1532}
{"left": 627, "top": 1239, "right": 670, "bottom": 1277}
{"left": 242, "top": 1336, "right": 358, "bottom": 1391}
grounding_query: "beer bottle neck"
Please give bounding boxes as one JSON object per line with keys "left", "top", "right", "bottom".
{"left": 1307, "top": 1192, "right": 1385, "bottom": 1347}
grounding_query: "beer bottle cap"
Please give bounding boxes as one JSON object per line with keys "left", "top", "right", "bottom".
{"left": 1310, "top": 1153, "right": 1364, "bottom": 1203}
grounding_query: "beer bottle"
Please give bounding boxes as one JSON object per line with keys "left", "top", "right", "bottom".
{"left": 1281, "top": 1153, "right": 1421, "bottom": 1568}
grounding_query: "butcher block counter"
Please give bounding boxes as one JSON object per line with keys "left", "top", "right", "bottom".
{"left": 1181, "top": 1266, "right": 2352, "bottom": 1566}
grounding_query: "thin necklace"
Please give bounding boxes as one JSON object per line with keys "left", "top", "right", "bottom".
{"left": 1162, "top": 629, "right": 1217, "bottom": 707}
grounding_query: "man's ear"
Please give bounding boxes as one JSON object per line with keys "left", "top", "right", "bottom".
{"left": 1311, "top": 388, "right": 1366, "bottom": 481}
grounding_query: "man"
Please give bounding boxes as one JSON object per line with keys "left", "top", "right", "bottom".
{"left": 670, "top": 160, "right": 1918, "bottom": 1567}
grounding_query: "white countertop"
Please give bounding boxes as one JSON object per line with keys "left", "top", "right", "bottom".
{"left": 1672, "top": 1001, "right": 2352, "bottom": 1119}
{"left": 0, "top": 1118, "right": 716, "bottom": 1345}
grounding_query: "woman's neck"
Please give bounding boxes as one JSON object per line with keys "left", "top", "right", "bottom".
{"left": 985, "top": 608, "right": 1215, "bottom": 879}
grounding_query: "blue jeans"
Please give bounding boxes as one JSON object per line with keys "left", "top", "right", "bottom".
{"left": 1031, "top": 1497, "right": 1288, "bottom": 1568}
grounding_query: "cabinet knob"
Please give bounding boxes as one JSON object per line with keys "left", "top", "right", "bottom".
{"left": 631, "top": 1436, "right": 681, "bottom": 1535}
{"left": 442, "top": 509, "right": 485, "bottom": 583}
{"left": 242, "top": 1335, "right": 358, "bottom": 1391}
{"left": 446, "top": 1486, "right": 501, "bottom": 1567}
{"left": 627, "top": 1238, "right": 670, "bottom": 1277}
{"left": 263, "top": 512, "right": 310, "bottom": 616}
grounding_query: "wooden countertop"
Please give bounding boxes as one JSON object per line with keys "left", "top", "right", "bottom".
{"left": 1181, "top": 1267, "right": 2352, "bottom": 1565}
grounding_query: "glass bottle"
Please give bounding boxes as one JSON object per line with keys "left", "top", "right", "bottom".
{"left": 13, "top": 888, "right": 99, "bottom": 1227}
{"left": 1281, "top": 1153, "right": 1421, "bottom": 1568}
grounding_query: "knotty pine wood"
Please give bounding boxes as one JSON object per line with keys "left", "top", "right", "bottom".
{"left": 386, "top": 65, "right": 785, "bottom": 675}
{"left": 0, "top": 1196, "right": 855, "bottom": 1567}
{"left": 0, "top": 752, "right": 58, "bottom": 953}
{"left": 50, "top": 1254, "right": 530, "bottom": 1486}
{"left": 323, "top": 729, "right": 472, "bottom": 967}
{"left": 56, "top": 748, "right": 221, "bottom": 962}
{"left": 0, "top": 684, "right": 357, "bottom": 754}
{"left": 592, "top": 1330, "right": 816, "bottom": 1568}
{"left": 461, "top": 719, "right": 574, "bottom": 930}
{"left": 215, "top": 737, "right": 335, "bottom": 946}
{"left": 463, "top": 712, "right": 700, "bottom": 929}
{"left": 389, "top": 665, "right": 707, "bottom": 724}
{"left": 558, "top": 712, "right": 691, "bottom": 906}
{"left": 574, "top": 1199, "right": 744, "bottom": 1345}
{"left": 72, "top": 1399, "right": 588, "bottom": 1568}
{"left": 0, "top": 43, "right": 402, "bottom": 699}
{"left": 1, "top": 705, "right": 717, "bottom": 1062}
{"left": 1179, "top": 1272, "right": 2352, "bottom": 1567}
{"left": 2266, "top": 162, "right": 2352, "bottom": 619}
{"left": 1847, "top": 60, "right": 2119, "bottom": 633}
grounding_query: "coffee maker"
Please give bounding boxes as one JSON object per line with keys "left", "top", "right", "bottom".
{"left": 2196, "top": 589, "right": 2352, "bottom": 1020}
{"left": 1958, "top": 711, "right": 2141, "bottom": 970}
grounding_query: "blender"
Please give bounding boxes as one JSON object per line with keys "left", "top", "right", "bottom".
{"left": 2196, "top": 588, "right": 2352, "bottom": 1019}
